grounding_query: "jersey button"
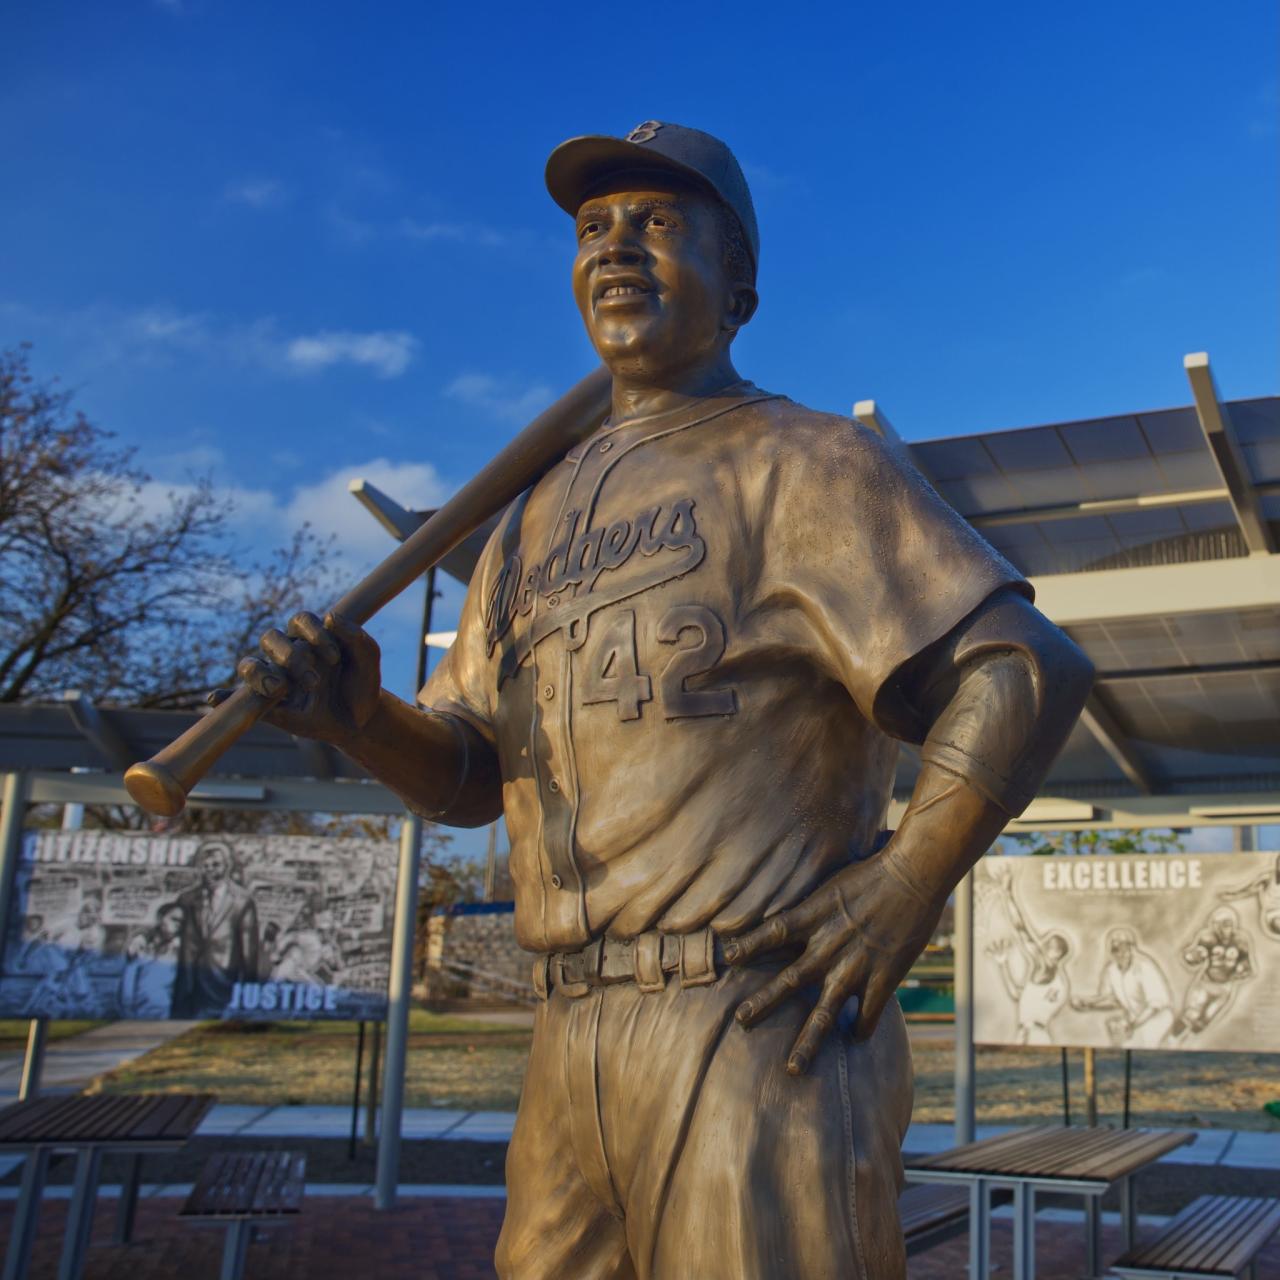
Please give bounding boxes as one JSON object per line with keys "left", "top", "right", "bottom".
{"left": 599, "top": 441, "right": 613, "bottom": 453}
{"left": 547, "top": 778, "right": 560, "bottom": 792}
{"left": 543, "top": 684, "right": 555, "bottom": 700}
{"left": 551, "top": 874, "right": 563, "bottom": 890}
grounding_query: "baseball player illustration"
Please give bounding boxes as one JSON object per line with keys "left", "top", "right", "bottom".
{"left": 1217, "top": 853, "right": 1280, "bottom": 941}
{"left": 1071, "top": 925, "right": 1176, "bottom": 1049}
{"left": 983, "top": 861, "right": 1073, "bottom": 1045}
{"left": 232, "top": 123, "right": 1092, "bottom": 1278}
{"left": 1169, "top": 904, "right": 1255, "bottom": 1040}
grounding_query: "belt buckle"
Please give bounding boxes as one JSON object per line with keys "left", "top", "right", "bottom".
{"left": 558, "top": 938, "right": 602, "bottom": 998}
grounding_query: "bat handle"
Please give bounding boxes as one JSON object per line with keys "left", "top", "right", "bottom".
{"left": 124, "top": 684, "right": 282, "bottom": 817}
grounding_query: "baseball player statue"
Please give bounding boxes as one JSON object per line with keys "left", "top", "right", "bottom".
{"left": 235, "top": 123, "right": 1093, "bottom": 1279}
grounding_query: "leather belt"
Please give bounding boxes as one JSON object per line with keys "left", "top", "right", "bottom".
{"left": 532, "top": 927, "right": 726, "bottom": 1000}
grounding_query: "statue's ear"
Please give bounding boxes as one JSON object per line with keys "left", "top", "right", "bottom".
{"left": 725, "top": 284, "right": 759, "bottom": 332}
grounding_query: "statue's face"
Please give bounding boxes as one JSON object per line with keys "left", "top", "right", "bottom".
{"left": 572, "top": 177, "right": 740, "bottom": 380}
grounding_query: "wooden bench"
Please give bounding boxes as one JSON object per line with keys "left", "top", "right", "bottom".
{"left": 1110, "top": 1194, "right": 1280, "bottom": 1279}
{"left": 899, "top": 1181, "right": 1011, "bottom": 1256}
{"left": 179, "top": 1150, "right": 306, "bottom": 1280}
{"left": 901, "top": 1184, "right": 971, "bottom": 1254}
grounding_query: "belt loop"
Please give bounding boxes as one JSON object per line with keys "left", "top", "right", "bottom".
{"left": 634, "top": 932, "right": 666, "bottom": 993}
{"left": 680, "top": 927, "right": 718, "bottom": 987}
{"left": 532, "top": 954, "right": 550, "bottom": 1001}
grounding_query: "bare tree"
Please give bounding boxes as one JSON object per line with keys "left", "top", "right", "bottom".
{"left": 0, "top": 344, "right": 336, "bottom": 708}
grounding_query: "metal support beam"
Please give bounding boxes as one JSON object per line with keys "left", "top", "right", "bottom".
{"left": 348, "top": 479, "right": 424, "bottom": 541}
{"left": 0, "top": 772, "right": 30, "bottom": 967}
{"left": 953, "top": 871, "right": 976, "bottom": 1146}
{"left": 375, "top": 814, "right": 422, "bottom": 1209}
{"left": 852, "top": 400, "right": 907, "bottom": 450}
{"left": 26, "top": 770, "right": 405, "bottom": 814}
{"left": 60, "top": 691, "right": 135, "bottom": 769}
{"left": 1078, "top": 691, "right": 1155, "bottom": 795}
{"left": 1030, "top": 554, "right": 1280, "bottom": 626}
{"left": 853, "top": 400, "right": 933, "bottom": 481}
{"left": 1185, "top": 352, "right": 1274, "bottom": 555}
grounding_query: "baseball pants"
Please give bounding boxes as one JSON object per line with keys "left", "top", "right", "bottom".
{"left": 495, "top": 960, "right": 913, "bottom": 1280}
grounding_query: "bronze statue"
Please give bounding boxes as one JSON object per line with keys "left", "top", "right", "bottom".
{"left": 226, "top": 123, "right": 1093, "bottom": 1278}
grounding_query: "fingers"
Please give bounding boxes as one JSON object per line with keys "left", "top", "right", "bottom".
{"left": 260, "top": 628, "right": 320, "bottom": 692}
{"left": 724, "top": 897, "right": 825, "bottom": 965}
{"left": 286, "top": 611, "right": 341, "bottom": 666}
{"left": 735, "top": 955, "right": 819, "bottom": 1031}
{"left": 325, "top": 611, "right": 381, "bottom": 665}
{"left": 237, "top": 655, "right": 287, "bottom": 700}
{"left": 852, "top": 968, "right": 895, "bottom": 1042}
{"left": 787, "top": 953, "right": 862, "bottom": 1076}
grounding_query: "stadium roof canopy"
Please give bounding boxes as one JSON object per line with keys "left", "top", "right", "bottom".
{"left": 884, "top": 353, "right": 1280, "bottom": 830}
{"left": 1, "top": 353, "right": 1277, "bottom": 833}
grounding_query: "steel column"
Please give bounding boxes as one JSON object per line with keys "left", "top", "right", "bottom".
{"left": 967, "top": 1178, "right": 990, "bottom": 1280}
{"left": 375, "top": 813, "right": 423, "bottom": 1209}
{"left": 18, "top": 1019, "right": 47, "bottom": 1101}
{"left": 2, "top": 1148, "right": 49, "bottom": 1280}
{"left": 58, "top": 1147, "right": 103, "bottom": 1280}
{"left": 0, "top": 772, "right": 30, "bottom": 966}
{"left": 1012, "top": 1183, "right": 1036, "bottom": 1280}
{"left": 954, "top": 870, "right": 976, "bottom": 1145}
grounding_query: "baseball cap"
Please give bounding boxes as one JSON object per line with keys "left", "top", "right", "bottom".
{"left": 545, "top": 121, "right": 759, "bottom": 274}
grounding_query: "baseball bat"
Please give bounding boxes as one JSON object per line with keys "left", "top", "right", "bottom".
{"left": 124, "top": 364, "right": 613, "bottom": 817}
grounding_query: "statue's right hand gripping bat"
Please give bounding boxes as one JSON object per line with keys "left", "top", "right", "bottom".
{"left": 124, "top": 365, "right": 613, "bottom": 818}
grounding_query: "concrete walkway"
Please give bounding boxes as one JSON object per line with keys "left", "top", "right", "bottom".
{"left": 0, "top": 1021, "right": 199, "bottom": 1102}
{"left": 189, "top": 1103, "right": 1280, "bottom": 1169}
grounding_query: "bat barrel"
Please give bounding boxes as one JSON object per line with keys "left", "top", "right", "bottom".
{"left": 124, "top": 684, "right": 280, "bottom": 816}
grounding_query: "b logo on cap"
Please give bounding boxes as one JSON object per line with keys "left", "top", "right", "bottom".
{"left": 626, "top": 121, "right": 663, "bottom": 144}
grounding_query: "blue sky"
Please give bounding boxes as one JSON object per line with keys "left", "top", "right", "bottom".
{"left": 3, "top": 2, "right": 1276, "bottom": 856}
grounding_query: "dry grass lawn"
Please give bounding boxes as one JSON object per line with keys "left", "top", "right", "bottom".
{"left": 89, "top": 1015, "right": 1280, "bottom": 1131}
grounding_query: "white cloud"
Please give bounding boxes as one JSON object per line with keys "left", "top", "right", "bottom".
{"left": 400, "top": 219, "right": 510, "bottom": 249}
{"left": 285, "top": 330, "right": 418, "bottom": 378}
{"left": 224, "top": 178, "right": 289, "bottom": 208}
{"left": 285, "top": 458, "right": 450, "bottom": 561}
{"left": 6, "top": 301, "right": 419, "bottom": 380}
{"left": 444, "top": 372, "right": 553, "bottom": 424}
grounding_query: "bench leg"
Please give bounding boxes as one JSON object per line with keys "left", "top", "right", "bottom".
{"left": 969, "top": 1179, "right": 991, "bottom": 1280}
{"left": 58, "top": 1148, "right": 103, "bottom": 1280}
{"left": 1012, "top": 1184, "right": 1036, "bottom": 1280}
{"left": 1119, "top": 1175, "right": 1137, "bottom": 1251}
{"left": 2, "top": 1149, "right": 49, "bottom": 1280}
{"left": 219, "top": 1220, "right": 251, "bottom": 1280}
{"left": 1084, "top": 1193, "right": 1102, "bottom": 1279}
{"left": 114, "top": 1154, "right": 143, "bottom": 1244}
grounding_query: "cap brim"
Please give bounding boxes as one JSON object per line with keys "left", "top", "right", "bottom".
{"left": 545, "top": 135, "right": 720, "bottom": 218}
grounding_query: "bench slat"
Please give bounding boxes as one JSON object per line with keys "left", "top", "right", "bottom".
{"left": 182, "top": 1150, "right": 306, "bottom": 1220}
{"left": 1115, "top": 1195, "right": 1280, "bottom": 1276}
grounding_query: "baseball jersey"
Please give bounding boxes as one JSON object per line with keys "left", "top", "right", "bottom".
{"left": 421, "top": 384, "right": 1028, "bottom": 953}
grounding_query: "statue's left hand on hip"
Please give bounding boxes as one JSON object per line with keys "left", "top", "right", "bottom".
{"left": 724, "top": 850, "right": 942, "bottom": 1076}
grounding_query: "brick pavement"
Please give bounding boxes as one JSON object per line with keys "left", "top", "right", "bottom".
{"left": 3, "top": 1195, "right": 1280, "bottom": 1277}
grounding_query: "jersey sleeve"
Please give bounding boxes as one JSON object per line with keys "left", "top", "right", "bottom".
{"left": 415, "top": 530, "right": 499, "bottom": 743}
{"left": 757, "top": 413, "right": 1031, "bottom": 740}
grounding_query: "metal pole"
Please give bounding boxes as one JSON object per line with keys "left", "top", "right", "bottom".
{"left": 1123, "top": 1050, "right": 1133, "bottom": 1129}
{"left": 953, "top": 870, "right": 976, "bottom": 1145}
{"left": 349, "top": 1022, "right": 365, "bottom": 1161}
{"left": 1061, "top": 1048, "right": 1071, "bottom": 1126}
{"left": 375, "top": 813, "right": 422, "bottom": 1209}
{"left": 18, "top": 1020, "right": 47, "bottom": 1101}
{"left": 484, "top": 822, "right": 498, "bottom": 902}
{"left": 365, "top": 1021, "right": 381, "bottom": 1145}
{"left": 0, "top": 772, "right": 29, "bottom": 985}
{"left": 1083, "top": 1047, "right": 1098, "bottom": 1126}
{"left": 20, "top": 787, "right": 85, "bottom": 1100}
